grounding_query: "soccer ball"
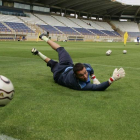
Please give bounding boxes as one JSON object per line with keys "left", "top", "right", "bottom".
{"left": 0, "top": 75, "right": 14, "bottom": 107}
{"left": 123, "top": 50, "right": 127, "bottom": 54}
{"left": 108, "top": 50, "right": 112, "bottom": 53}
{"left": 106, "top": 50, "right": 112, "bottom": 56}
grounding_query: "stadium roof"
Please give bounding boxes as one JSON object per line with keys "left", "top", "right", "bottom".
{"left": 12, "top": 0, "right": 140, "bottom": 20}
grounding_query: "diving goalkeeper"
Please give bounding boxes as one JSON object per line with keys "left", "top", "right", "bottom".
{"left": 31, "top": 33, "right": 125, "bottom": 91}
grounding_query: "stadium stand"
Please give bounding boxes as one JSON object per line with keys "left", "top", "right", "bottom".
{"left": 52, "top": 15, "right": 80, "bottom": 28}
{"left": 81, "top": 19, "right": 107, "bottom": 36}
{"left": 72, "top": 27, "right": 93, "bottom": 35}
{"left": 19, "top": 12, "right": 45, "bottom": 25}
{"left": 67, "top": 18, "right": 95, "bottom": 35}
{"left": 1, "top": 10, "right": 139, "bottom": 41}
{"left": 51, "top": 15, "right": 81, "bottom": 35}
{"left": 0, "top": 14, "right": 34, "bottom": 33}
{"left": 111, "top": 21, "right": 139, "bottom": 32}
{"left": 34, "top": 14, "right": 65, "bottom": 26}
{"left": 54, "top": 26, "right": 80, "bottom": 35}
{"left": 0, "top": 12, "right": 124, "bottom": 41}
{"left": 0, "top": 0, "right": 140, "bottom": 42}
{"left": 34, "top": 14, "right": 80, "bottom": 35}
{"left": 5, "top": 22, "right": 34, "bottom": 33}
{"left": 37, "top": 24, "right": 62, "bottom": 34}
{"left": 88, "top": 29, "right": 106, "bottom": 36}
{"left": 127, "top": 32, "right": 140, "bottom": 37}
{"left": 111, "top": 21, "right": 140, "bottom": 37}
{"left": 0, "top": 22, "right": 11, "bottom": 32}
{"left": 0, "top": 11, "right": 123, "bottom": 38}
{"left": 94, "top": 21, "right": 119, "bottom": 36}
{"left": 0, "top": 14, "right": 21, "bottom": 23}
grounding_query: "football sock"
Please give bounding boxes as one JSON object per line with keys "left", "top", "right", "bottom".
{"left": 38, "top": 52, "right": 47, "bottom": 60}
{"left": 42, "top": 36, "right": 49, "bottom": 42}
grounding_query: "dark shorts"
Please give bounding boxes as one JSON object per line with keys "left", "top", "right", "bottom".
{"left": 47, "top": 47, "right": 74, "bottom": 82}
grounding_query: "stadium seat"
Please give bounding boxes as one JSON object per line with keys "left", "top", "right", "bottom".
{"left": 37, "top": 24, "right": 62, "bottom": 34}
{"left": 5, "top": 22, "right": 34, "bottom": 33}
{"left": 0, "top": 22, "right": 11, "bottom": 32}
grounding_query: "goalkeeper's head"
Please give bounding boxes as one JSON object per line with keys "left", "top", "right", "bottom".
{"left": 73, "top": 63, "right": 88, "bottom": 82}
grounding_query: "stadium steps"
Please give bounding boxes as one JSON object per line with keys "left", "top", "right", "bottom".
{"left": 52, "top": 15, "right": 81, "bottom": 35}
{"left": 81, "top": 19, "right": 98, "bottom": 36}
{"left": 51, "top": 15, "right": 81, "bottom": 35}
{"left": 17, "top": 16, "right": 36, "bottom": 33}
{"left": 33, "top": 14, "right": 64, "bottom": 34}
{"left": 68, "top": 18, "right": 83, "bottom": 28}
{"left": 65, "top": 17, "right": 82, "bottom": 35}
{"left": 81, "top": 19, "right": 109, "bottom": 36}
{"left": 68, "top": 18, "right": 95, "bottom": 35}
{"left": 115, "top": 28, "right": 123, "bottom": 37}
{"left": 107, "top": 21, "right": 117, "bottom": 30}
{"left": 106, "top": 21, "right": 121, "bottom": 37}
{"left": 51, "top": 15, "right": 67, "bottom": 26}
{"left": 92, "top": 22, "right": 108, "bottom": 36}
{"left": 111, "top": 31, "right": 119, "bottom": 37}
{"left": 49, "top": 25, "right": 64, "bottom": 34}
{"left": 33, "top": 24, "right": 44, "bottom": 34}
{"left": 70, "top": 27, "right": 82, "bottom": 35}
{"left": 26, "top": 23, "right": 44, "bottom": 35}
{"left": 82, "top": 19, "right": 108, "bottom": 36}
{"left": 108, "top": 21, "right": 124, "bottom": 37}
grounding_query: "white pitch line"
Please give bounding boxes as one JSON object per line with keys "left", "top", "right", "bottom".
{"left": 0, "top": 134, "right": 20, "bottom": 140}
{"left": 89, "top": 63, "right": 140, "bottom": 70}
{"left": 0, "top": 56, "right": 140, "bottom": 70}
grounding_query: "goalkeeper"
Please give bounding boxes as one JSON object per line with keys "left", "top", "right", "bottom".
{"left": 31, "top": 33, "right": 125, "bottom": 91}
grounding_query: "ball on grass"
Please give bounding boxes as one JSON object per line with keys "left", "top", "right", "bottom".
{"left": 123, "top": 50, "right": 127, "bottom": 54}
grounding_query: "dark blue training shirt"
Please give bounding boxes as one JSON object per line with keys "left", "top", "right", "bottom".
{"left": 57, "top": 63, "right": 110, "bottom": 91}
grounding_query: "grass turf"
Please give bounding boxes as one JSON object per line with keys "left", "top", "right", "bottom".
{"left": 0, "top": 41, "right": 140, "bottom": 140}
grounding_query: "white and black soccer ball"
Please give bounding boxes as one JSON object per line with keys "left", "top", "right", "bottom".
{"left": 106, "top": 50, "right": 112, "bottom": 56}
{"left": 108, "top": 50, "right": 112, "bottom": 53}
{"left": 0, "top": 75, "right": 14, "bottom": 107}
{"left": 123, "top": 50, "right": 127, "bottom": 54}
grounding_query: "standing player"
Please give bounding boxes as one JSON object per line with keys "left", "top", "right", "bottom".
{"left": 31, "top": 33, "right": 125, "bottom": 91}
{"left": 137, "top": 36, "right": 139, "bottom": 45}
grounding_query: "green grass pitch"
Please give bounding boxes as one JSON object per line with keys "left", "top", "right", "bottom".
{"left": 0, "top": 41, "right": 140, "bottom": 140}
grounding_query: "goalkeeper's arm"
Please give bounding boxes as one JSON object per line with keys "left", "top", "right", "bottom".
{"left": 90, "top": 67, "right": 125, "bottom": 85}
{"left": 82, "top": 68, "right": 125, "bottom": 91}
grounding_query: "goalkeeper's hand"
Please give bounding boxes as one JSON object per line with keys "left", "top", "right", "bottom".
{"left": 91, "top": 75, "right": 100, "bottom": 85}
{"left": 109, "top": 68, "right": 125, "bottom": 84}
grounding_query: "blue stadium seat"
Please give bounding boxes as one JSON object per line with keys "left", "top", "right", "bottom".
{"left": 101, "top": 30, "right": 118, "bottom": 36}
{"left": 128, "top": 32, "right": 140, "bottom": 37}
{"left": 55, "top": 26, "right": 80, "bottom": 35}
{"left": 0, "top": 22, "right": 11, "bottom": 32}
{"left": 5, "top": 22, "right": 34, "bottom": 33}
{"left": 112, "top": 31, "right": 121, "bottom": 36}
{"left": 89, "top": 29, "right": 106, "bottom": 36}
{"left": 73, "top": 28, "right": 93, "bottom": 35}
{"left": 37, "top": 25, "right": 62, "bottom": 34}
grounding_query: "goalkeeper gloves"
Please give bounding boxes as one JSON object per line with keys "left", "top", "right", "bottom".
{"left": 109, "top": 68, "right": 125, "bottom": 84}
{"left": 31, "top": 48, "right": 38, "bottom": 55}
{"left": 91, "top": 75, "right": 100, "bottom": 85}
{"left": 39, "top": 33, "right": 49, "bottom": 42}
